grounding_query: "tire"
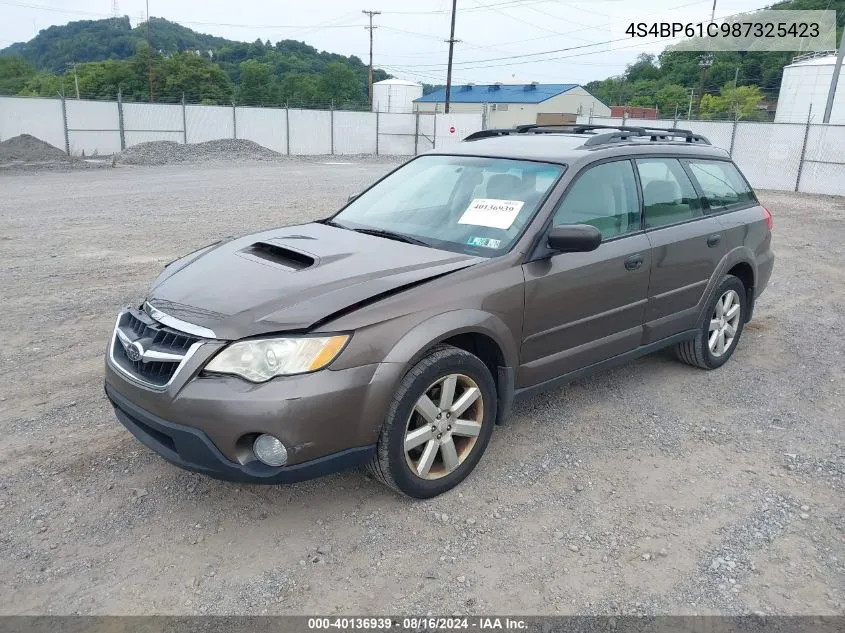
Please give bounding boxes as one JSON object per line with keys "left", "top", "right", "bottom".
{"left": 367, "top": 344, "right": 497, "bottom": 498}
{"left": 675, "top": 274, "right": 747, "bottom": 370}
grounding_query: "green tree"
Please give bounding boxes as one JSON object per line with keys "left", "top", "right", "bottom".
{"left": 0, "top": 56, "right": 35, "bottom": 94}
{"left": 700, "top": 81, "right": 764, "bottom": 119}
{"left": 18, "top": 71, "right": 69, "bottom": 96}
{"left": 317, "top": 61, "right": 363, "bottom": 106}
{"left": 654, "top": 84, "right": 689, "bottom": 116}
{"left": 160, "top": 52, "right": 234, "bottom": 103}
{"left": 278, "top": 72, "right": 319, "bottom": 105}
{"left": 238, "top": 59, "right": 275, "bottom": 105}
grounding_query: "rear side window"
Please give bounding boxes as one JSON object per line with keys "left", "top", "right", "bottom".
{"left": 553, "top": 160, "right": 640, "bottom": 240}
{"left": 636, "top": 158, "right": 702, "bottom": 229}
{"left": 686, "top": 160, "right": 756, "bottom": 211}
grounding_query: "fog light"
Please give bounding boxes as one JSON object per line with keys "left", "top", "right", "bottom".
{"left": 253, "top": 434, "right": 288, "bottom": 467}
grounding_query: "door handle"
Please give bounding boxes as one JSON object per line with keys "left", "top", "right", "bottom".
{"left": 707, "top": 233, "right": 722, "bottom": 247}
{"left": 624, "top": 254, "right": 643, "bottom": 271}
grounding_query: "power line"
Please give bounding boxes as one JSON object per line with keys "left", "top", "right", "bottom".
{"left": 377, "top": 0, "right": 757, "bottom": 71}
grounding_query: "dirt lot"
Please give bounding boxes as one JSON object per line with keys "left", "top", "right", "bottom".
{"left": 0, "top": 160, "right": 842, "bottom": 616}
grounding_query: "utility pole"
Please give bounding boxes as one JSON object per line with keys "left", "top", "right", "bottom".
{"left": 444, "top": 0, "right": 458, "bottom": 114}
{"left": 362, "top": 10, "right": 381, "bottom": 110}
{"left": 695, "top": 53, "right": 713, "bottom": 118}
{"left": 687, "top": 87, "right": 695, "bottom": 119}
{"left": 146, "top": 0, "right": 154, "bottom": 102}
{"left": 731, "top": 67, "right": 740, "bottom": 118}
{"left": 66, "top": 62, "right": 80, "bottom": 99}
{"left": 823, "top": 29, "right": 845, "bottom": 123}
{"left": 711, "top": 0, "right": 717, "bottom": 22}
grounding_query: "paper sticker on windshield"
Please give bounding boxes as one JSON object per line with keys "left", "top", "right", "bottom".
{"left": 458, "top": 198, "right": 524, "bottom": 230}
{"left": 467, "top": 236, "right": 502, "bottom": 249}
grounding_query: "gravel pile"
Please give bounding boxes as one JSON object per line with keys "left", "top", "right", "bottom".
{"left": 115, "top": 139, "right": 282, "bottom": 165}
{"left": 0, "top": 134, "right": 71, "bottom": 164}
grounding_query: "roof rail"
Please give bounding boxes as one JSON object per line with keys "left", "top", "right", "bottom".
{"left": 463, "top": 124, "right": 711, "bottom": 146}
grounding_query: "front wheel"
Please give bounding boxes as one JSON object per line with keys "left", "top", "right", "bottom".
{"left": 675, "top": 274, "right": 747, "bottom": 370}
{"left": 368, "top": 345, "right": 497, "bottom": 498}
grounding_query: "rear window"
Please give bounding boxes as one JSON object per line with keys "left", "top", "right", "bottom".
{"left": 686, "top": 160, "right": 756, "bottom": 211}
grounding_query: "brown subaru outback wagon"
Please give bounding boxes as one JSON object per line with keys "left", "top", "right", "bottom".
{"left": 105, "top": 124, "right": 774, "bottom": 498}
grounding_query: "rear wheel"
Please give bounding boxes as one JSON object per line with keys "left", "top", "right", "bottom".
{"left": 675, "top": 274, "right": 747, "bottom": 370}
{"left": 368, "top": 345, "right": 496, "bottom": 498}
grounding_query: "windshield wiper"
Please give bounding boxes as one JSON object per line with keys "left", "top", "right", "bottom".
{"left": 346, "top": 226, "right": 432, "bottom": 247}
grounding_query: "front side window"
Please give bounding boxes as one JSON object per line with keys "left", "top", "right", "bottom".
{"left": 686, "top": 160, "right": 756, "bottom": 211}
{"left": 552, "top": 160, "right": 640, "bottom": 240}
{"left": 331, "top": 155, "right": 563, "bottom": 256}
{"left": 636, "top": 158, "right": 702, "bottom": 228}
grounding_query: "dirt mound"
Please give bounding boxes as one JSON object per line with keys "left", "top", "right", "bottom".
{"left": 115, "top": 138, "right": 282, "bottom": 165}
{"left": 0, "top": 134, "right": 68, "bottom": 163}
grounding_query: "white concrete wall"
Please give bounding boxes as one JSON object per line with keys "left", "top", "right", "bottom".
{"left": 378, "top": 112, "right": 417, "bottom": 155}
{"left": 8, "top": 95, "right": 843, "bottom": 195}
{"left": 0, "top": 96, "right": 65, "bottom": 151}
{"left": 64, "top": 99, "right": 121, "bottom": 156}
{"left": 236, "top": 106, "right": 287, "bottom": 154}
{"left": 288, "top": 109, "right": 331, "bottom": 155}
{"left": 123, "top": 102, "right": 183, "bottom": 147}
{"left": 800, "top": 125, "right": 845, "bottom": 196}
{"left": 186, "top": 104, "right": 233, "bottom": 144}
{"left": 574, "top": 115, "right": 836, "bottom": 193}
{"left": 334, "top": 111, "right": 377, "bottom": 155}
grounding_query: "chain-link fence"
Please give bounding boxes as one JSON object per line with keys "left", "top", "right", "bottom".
{"left": 578, "top": 114, "right": 845, "bottom": 196}
{"left": 0, "top": 94, "right": 482, "bottom": 158}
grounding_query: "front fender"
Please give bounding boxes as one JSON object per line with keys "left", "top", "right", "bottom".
{"left": 382, "top": 309, "right": 519, "bottom": 370}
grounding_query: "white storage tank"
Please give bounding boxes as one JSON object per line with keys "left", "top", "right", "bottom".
{"left": 372, "top": 79, "right": 423, "bottom": 113}
{"left": 775, "top": 52, "right": 845, "bottom": 123}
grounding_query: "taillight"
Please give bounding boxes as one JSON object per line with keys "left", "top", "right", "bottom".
{"left": 762, "top": 206, "right": 773, "bottom": 231}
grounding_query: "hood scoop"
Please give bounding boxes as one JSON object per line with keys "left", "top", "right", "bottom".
{"left": 238, "top": 241, "right": 315, "bottom": 271}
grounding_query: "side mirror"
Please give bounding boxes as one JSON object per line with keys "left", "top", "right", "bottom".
{"left": 347, "top": 193, "right": 360, "bottom": 203}
{"left": 547, "top": 224, "right": 602, "bottom": 253}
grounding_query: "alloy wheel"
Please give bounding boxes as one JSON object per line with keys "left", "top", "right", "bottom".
{"left": 403, "top": 373, "right": 484, "bottom": 480}
{"left": 708, "top": 289, "right": 742, "bottom": 357}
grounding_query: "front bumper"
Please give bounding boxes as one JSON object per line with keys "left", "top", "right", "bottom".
{"left": 106, "top": 382, "right": 376, "bottom": 484}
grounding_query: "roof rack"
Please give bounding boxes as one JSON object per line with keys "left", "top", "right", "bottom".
{"left": 463, "top": 124, "right": 711, "bottom": 146}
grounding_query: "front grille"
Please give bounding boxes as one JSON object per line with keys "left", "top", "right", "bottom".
{"left": 111, "top": 308, "right": 202, "bottom": 388}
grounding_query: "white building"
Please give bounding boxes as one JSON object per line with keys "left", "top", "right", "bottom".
{"left": 775, "top": 52, "right": 845, "bottom": 123}
{"left": 413, "top": 83, "right": 610, "bottom": 127}
{"left": 372, "top": 79, "right": 423, "bottom": 113}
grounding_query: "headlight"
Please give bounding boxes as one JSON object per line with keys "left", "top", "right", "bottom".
{"left": 204, "top": 335, "right": 349, "bottom": 382}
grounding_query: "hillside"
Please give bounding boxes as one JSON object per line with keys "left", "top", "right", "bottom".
{"left": 0, "top": 17, "right": 389, "bottom": 107}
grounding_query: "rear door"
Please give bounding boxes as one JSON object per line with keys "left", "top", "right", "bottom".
{"left": 520, "top": 159, "right": 651, "bottom": 387}
{"left": 636, "top": 157, "right": 726, "bottom": 343}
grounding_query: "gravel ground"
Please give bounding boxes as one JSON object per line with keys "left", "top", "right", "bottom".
{"left": 0, "top": 160, "right": 842, "bottom": 616}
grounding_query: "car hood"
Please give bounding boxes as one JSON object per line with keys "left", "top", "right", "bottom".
{"left": 146, "top": 222, "right": 481, "bottom": 339}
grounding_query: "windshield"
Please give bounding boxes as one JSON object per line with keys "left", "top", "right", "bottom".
{"left": 330, "top": 155, "right": 564, "bottom": 256}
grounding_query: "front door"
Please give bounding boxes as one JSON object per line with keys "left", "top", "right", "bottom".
{"left": 520, "top": 159, "right": 651, "bottom": 388}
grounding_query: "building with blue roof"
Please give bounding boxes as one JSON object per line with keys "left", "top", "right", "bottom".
{"left": 413, "top": 82, "right": 610, "bottom": 127}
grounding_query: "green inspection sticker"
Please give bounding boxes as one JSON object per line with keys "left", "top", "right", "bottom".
{"left": 467, "top": 236, "right": 502, "bottom": 249}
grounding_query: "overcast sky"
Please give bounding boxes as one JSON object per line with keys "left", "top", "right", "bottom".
{"left": 2, "top": 0, "right": 769, "bottom": 85}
